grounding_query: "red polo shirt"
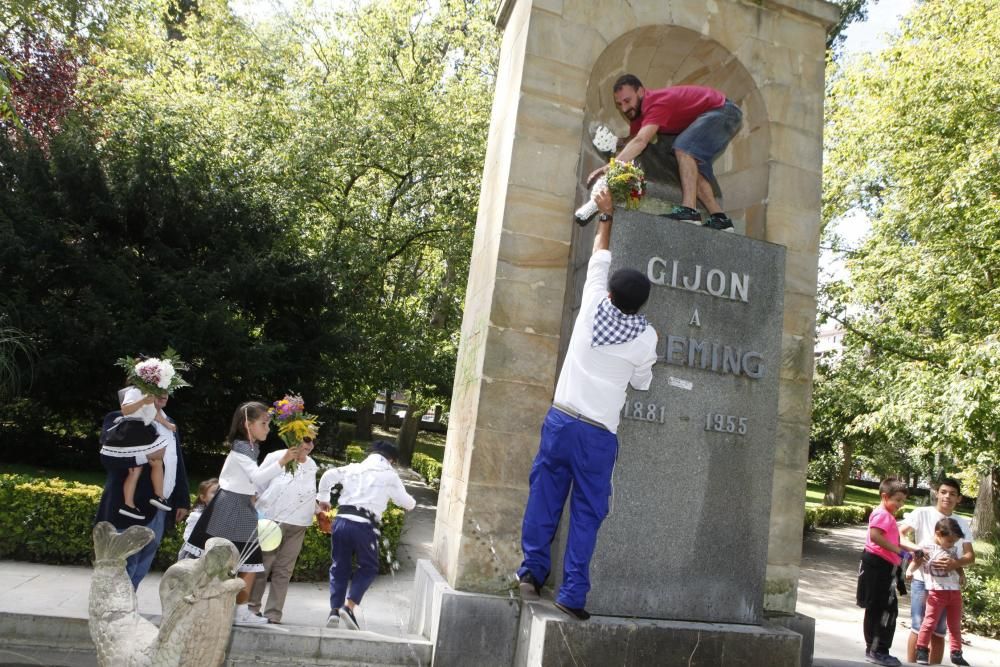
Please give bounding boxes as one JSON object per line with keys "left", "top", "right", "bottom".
{"left": 629, "top": 85, "right": 726, "bottom": 135}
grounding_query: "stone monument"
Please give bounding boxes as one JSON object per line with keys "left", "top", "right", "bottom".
{"left": 413, "top": 0, "right": 837, "bottom": 665}
{"left": 551, "top": 212, "right": 785, "bottom": 623}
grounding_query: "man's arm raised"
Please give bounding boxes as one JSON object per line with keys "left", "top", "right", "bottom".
{"left": 593, "top": 187, "right": 614, "bottom": 253}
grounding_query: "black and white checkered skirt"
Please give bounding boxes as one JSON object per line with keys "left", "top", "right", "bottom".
{"left": 185, "top": 488, "right": 263, "bottom": 572}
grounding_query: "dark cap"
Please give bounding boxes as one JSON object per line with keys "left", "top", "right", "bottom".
{"left": 367, "top": 440, "right": 399, "bottom": 461}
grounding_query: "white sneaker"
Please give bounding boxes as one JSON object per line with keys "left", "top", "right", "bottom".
{"left": 149, "top": 497, "right": 172, "bottom": 512}
{"left": 326, "top": 613, "right": 340, "bottom": 628}
{"left": 233, "top": 605, "right": 270, "bottom": 626}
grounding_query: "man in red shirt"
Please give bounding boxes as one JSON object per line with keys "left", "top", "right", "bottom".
{"left": 588, "top": 74, "right": 743, "bottom": 232}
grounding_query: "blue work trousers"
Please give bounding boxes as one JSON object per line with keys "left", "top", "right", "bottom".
{"left": 518, "top": 408, "right": 618, "bottom": 609}
{"left": 125, "top": 508, "right": 166, "bottom": 590}
{"left": 329, "top": 516, "right": 380, "bottom": 610}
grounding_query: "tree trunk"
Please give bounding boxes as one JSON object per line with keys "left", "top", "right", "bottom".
{"left": 823, "top": 441, "right": 855, "bottom": 506}
{"left": 354, "top": 399, "right": 375, "bottom": 442}
{"left": 382, "top": 388, "right": 394, "bottom": 427}
{"left": 397, "top": 403, "right": 426, "bottom": 467}
{"left": 972, "top": 467, "right": 999, "bottom": 540}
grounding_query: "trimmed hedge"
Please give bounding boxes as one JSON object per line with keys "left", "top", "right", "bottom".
{"left": 0, "top": 473, "right": 404, "bottom": 579}
{"left": 803, "top": 504, "right": 875, "bottom": 531}
{"left": 411, "top": 452, "right": 442, "bottom": 491}
{"left": 0, "top": 474, "right": 102, "bottom": 563}
{"left": 344, "top": 444, "right": 366, "bottom": 463}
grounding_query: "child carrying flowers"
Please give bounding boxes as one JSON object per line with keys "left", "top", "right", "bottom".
{"left": 100, "top": 350, "right": 189, "bottom": 520}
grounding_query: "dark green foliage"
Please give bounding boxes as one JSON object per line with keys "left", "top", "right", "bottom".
{"left": 0, "top": 124, "right": 348, "bottom": 456}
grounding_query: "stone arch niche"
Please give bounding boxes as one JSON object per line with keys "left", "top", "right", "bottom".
{"left": 579, "top": 25, "right": 770, "bottom": 238}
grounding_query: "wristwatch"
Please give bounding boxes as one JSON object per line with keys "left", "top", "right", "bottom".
{"left": 598, "top": 212, "right": 612, "bottom": 222}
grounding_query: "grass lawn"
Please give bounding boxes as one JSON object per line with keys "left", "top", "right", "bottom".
{"left": 806, "top": 480, "right": 974, "bottom": 519}
{"left": 0, "top": 462, "right": 206, "bottom": 495}
{"left": 0, "top": 462, "right": 109, "bottom": 487}
{"left": 371, "top": 425, "right": 446, "bottom": 463}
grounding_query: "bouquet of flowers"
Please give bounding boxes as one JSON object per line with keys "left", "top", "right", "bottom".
{"left": 117, "top": 348, "right": 190, "bottom": 397}
{"left": 575, "top": 124, "right": 647, "bottom": 223}
{"left": 270, "top": 394, "right": 320, "bottom": 473}
{"left": 605, "top": 158, "right": 646, "bottom": 210}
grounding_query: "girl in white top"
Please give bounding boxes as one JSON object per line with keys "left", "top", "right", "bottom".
{"left": 248, "top": 436, "right": 319, "bottom": 623}
{"left": 100, "top": 385, "right": 177, "bottom": 520}
{"left": 182, "top": 401, "right": 299, "bottom": 627}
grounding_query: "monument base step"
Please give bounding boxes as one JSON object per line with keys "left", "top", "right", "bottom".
{"left": 514, "top": 602, "right": 803, "bottom": 667}
{"left": 0, "top": 611, "right": 432, "bottom": 667}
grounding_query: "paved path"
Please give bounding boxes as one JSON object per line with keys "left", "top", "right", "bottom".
{"left": 798, "top": 524, "right": 1000, "bottom": 667}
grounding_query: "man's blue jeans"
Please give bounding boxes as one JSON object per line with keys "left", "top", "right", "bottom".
{"left": 125, "top": 509, "right": 166, "bottom": 589}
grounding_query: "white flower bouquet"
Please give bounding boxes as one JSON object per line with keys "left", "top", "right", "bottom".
{"left": 117, "top": 347, "right": 190, "bottom": 397}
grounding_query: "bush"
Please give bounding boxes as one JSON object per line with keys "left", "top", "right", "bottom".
{"left": 411, "top": 452, "right": 442, "bottom": 491}
{"left": 803, "top": 504, "right": 875, "bottom": 531}
{"left": 0, "top": 474, "right": 101, "bottom": 563}
{"left": 964, "top": 539, "right": 1000, "bottom": 638}
{"left": 345, "top": 444, "right": 366, "bottom": 463}
{"left": 1, "top": 473, "right": 404, "bottom": 579}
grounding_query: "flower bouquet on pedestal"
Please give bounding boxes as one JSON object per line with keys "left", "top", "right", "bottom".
{"left": 575, "top": 156, "right": 647, "bottom": 225}
{"left": 269, "top": 394, "right": 319, "bottom": 473}
{"left": 116, "top": 348, "right": 190, "bottom": 396}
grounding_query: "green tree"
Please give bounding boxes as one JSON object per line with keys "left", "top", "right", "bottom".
{"left": 821, "top": 0, "right": 1000, "bottom": 531}
{"left": 2, "top": 0, "right": 499, "bottom": 464}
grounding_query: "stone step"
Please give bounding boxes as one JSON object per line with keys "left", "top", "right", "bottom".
{"left": 0, "top": 612, "right": 433, "bottom": 667}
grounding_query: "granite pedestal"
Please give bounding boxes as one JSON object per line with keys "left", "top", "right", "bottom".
{"left": 553, "top": 213, "right": 786, "bottom": 623}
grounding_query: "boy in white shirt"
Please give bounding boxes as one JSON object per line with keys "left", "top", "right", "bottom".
{"left": 317, "top": 440, "right": 416, "bottom": 630}
{"left": 517, "top": 189, "right": 658, "bottom": 620}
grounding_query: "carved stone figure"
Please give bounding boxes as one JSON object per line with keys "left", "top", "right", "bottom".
{"left": 89, "top": 522, "right": 245, "bottom": 667}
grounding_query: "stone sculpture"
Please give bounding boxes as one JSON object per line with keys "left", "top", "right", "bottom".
{"left": 89, "top": 521, "right": 245, "bottom": 667}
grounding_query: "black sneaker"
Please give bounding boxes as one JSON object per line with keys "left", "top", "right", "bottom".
{"left": 703, "top": 212, "right": 735, "bottom": 232}
{"left": 950, "top": 650, "right": 971, "bottom": 666}
{"left": 661, "top": 205, "right": 702, "bottom": 224}
{"left": 119, "top": 505, "right": 145, "bottom": 520}
{"left": 338, "top": 605, "right": 360, "bottom": 630}
{"left": 915, "top": 646, "right": 929, "bottom": 664}
{"left": 866, "top": 652, "right": 901, "bottom": 667}
{"left": 150, "top": 496, "right": 172, "bottom": 511}
{"left": 518, "top": 572, "right": 542, "bottom": 601}
{"left": 554, "top": 601, "right": 590, "bottom": 621}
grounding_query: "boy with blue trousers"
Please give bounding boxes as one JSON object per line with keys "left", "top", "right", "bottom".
{"left": 517, "top": 188, "right": 658, "bottom": 620}
{"left": 317, "top": 440, "right": 415, "bottom": 630}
